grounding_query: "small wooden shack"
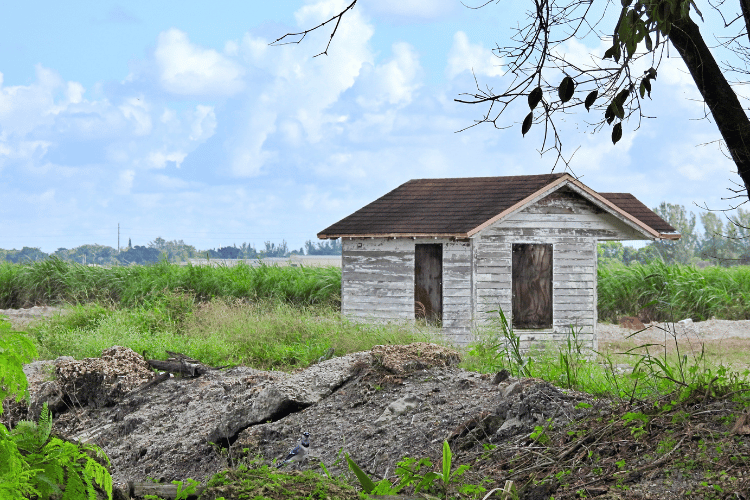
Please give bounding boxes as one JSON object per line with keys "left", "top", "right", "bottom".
{"left": 318, "top": 173, "right": 679, "bottom": 348}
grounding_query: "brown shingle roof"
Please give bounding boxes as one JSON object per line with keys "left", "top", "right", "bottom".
{"left": 600, "top": 193, "right": 677, "bottom": 233}
{"left": 318, "top": 174, "right": 678, "bottom": 239}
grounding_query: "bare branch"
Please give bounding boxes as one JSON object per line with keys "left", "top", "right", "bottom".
{"left": 270, "top": 0, "right": 357, "bottom": 57}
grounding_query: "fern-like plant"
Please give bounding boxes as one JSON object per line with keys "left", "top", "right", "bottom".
{"left": 0, "top": 317, "right": 113, "bottom": 500}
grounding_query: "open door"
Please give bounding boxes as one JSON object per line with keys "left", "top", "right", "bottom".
{"left": 415, "top": 244, "right": 442, "bottom": 324}
{"left": 512, "top": 243, "right": 552, "bottom": 329}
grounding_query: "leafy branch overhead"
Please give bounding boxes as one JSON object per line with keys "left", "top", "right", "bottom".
{"left": 278, "top": 0, "right": 750, "bottom": 201}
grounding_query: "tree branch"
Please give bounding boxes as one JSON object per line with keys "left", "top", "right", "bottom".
{"left": 270, "top": 0, "right": 357, "bottom": 57}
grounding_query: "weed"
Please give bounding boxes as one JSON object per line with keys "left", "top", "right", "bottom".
{"left": 466, "top": 308, "right": 530, "bottom": 378}
{"left": 346, "top": 441, "right": 495, "bottom": 499}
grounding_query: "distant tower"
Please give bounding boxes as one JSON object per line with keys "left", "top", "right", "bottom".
{"left": 128, "top": 238, "right": 132, "bottom": 249}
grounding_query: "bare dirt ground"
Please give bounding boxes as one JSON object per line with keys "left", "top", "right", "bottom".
{"left": 0, "top": 305, "right": 68, "bottom": 329}
{"left": 598, "top": 319, "right": 750, "bottom": 372}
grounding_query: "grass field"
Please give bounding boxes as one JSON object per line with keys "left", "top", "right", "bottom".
{"left": 597, "top": 260, "right": 750, "bottom": 322}
{"left": 2, "top": 258, "right": 749, "bottom": 400}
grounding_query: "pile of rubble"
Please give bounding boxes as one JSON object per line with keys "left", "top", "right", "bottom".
{"left": 6, "top": 342, "right": 601, "bottom": 497}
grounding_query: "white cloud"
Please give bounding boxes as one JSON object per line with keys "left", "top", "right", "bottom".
{"left": 155, "top": 28, "right": 245, "bottom": 96}
{"left": 66, "top": 82, "right": 85, "bottom": 104}
{"left": 446, "top": 32, "right": 503, "bottom": 79}
{"left": 356, "top": 42, "right": 422, "bottom": 108}
{"left": 147, "top": 150, "right": 187, "bottom": 169}
{"left": 364, "top": 0, "right": 456, "bottom": 20}
{"left": 0, "top": 65, "right": 61, "bottom": 135}
{"left": 223, "top": 0, "right": 375, "bottom": 175}
{"left": 117, "top": 169, "right": 136, "bottom": 195}
{"left": 665, "top": 134, "right": 734, "bottom": 182}
{"left": 189, "top": 105, "right": 216, "bottom": 141}
{"left": 119, "top": 97, "right": 152, "bottom": 136}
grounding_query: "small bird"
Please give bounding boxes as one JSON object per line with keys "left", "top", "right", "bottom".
{"left": 276, "top": 431, "right": 310, "bottom": 468}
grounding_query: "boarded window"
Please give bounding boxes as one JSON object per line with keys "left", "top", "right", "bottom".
{"left": 415, "top": 244, "right": 442, "bottom": 324}
{"left": 512, "top": 244, "right": 552, "bottom": 329}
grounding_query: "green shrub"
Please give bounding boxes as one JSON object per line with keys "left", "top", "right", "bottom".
{"left": 0, "top": 318, "right": 113, "bottom": 499}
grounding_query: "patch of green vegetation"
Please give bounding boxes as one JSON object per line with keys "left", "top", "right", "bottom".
{"left": 27, "top": 298, "right": 433, "bottom": 369}
{"left": 464, "top": 307, "right": 750, "bottom": 403}
{"left": 0, "top": 319, "right": 113, "bottom": 500}
{"left": 199, "top": 463, "right": 364, "bottom": 500}
{"left": 598, "top": 260, "right": 750, "bottom": 322}
{"left": 0, "top": 259, "right": 341, "bottom": 309}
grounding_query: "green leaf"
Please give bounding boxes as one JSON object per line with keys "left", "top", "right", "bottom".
{"left": 640, "top": 80, "right": 646, "bottom": 99}
{"left": 346, "top": 453, "right": 376, "bottom": 493}
{"left": 558, "top": 76, "right": 575, "bottom": 103}
{"left": 442, "top": 440, "right": 452, "bottom": 485}
{"left": 661, "top": 20, "right": 671, "bottom": 36}
{"left": 615, "top": 88, "right": 630, "bottom": 106}
{"left": 618, "top": 11, "right": 633, "bottom": 41}
{"left": 613, "top": 100, "right": 625, "bottom": 119}
{"left": 645, "top": 32, "right": 653, "bottom": 52}
{"left": 605, "top": 104, "right": 615, "bottom": 124}
{"left": 584, "top": 90, "right": 598, "bottom": 111}
{"left": 644, "top": 78, "right": 652, "bottom": 97}
{"left": 657, "top": 1, "right": 670, "bottom": 22}
{"left": 604, "top": 45, "right": 618, "bottom": 60}
{"left": 612, "top": 122, "right": 623, "bottom": 144}
{"left": 415, "top": 472, "right": 441, "bottom": 493}
{"left": 528, "top": 86, "right": 543, "bottom": 110}
{"left": 625, "top": 39, "right": 637, "bottom": 57}
{"left": 522, "top": 111, "right": 533, "bottom": 136}
{"left": 646, "top": 67, "right": 657, "bottom": 80}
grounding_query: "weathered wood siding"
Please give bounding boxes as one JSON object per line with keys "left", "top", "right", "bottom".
{"left": 342, "top": 238, "right": 414, "bottom": 321}
{"left": 442, "top": 240, "right": 473, "bottom": 345}
{"left": 341, "top": 238, "right": 473, "bottom": 345}
{"left": 473, "top": 188, "right": 639, "bottom": 350}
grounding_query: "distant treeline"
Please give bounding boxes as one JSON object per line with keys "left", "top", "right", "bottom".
{"left": 598, "top": 203, "right": 750, "bottom": 267}
{"left": 0, "top": 238, "right": 341, "bottom": 266}
{"left": 4, "top": 202, "right": 749, "bottom": 267}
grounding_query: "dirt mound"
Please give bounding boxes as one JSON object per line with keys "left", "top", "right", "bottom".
{"left": 370, "top": 342, "right": 461, "bottom": 374}
{"left": 9, "top": 341, "right": 750, "bottom": 499}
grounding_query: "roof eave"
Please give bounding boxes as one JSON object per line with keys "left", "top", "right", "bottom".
{"left": 317, "top": 232, "right": 469, "bottom": 239}
{"left": 466, "top": 174, "right": 574, "bottom": 237}
{"left": 464, "top": 174, "right": 674, "bottom": 240}
{"left": 658, "top": 232, "right": 682, "bottom": 241}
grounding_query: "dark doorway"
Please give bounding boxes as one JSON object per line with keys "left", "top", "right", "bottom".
{"left": 512, "top": 244, "right": 553, "bottom": 329}
{"left": 415, "top": 244, "right": 442, "bottom": 324}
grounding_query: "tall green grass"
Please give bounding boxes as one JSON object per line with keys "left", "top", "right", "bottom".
{"left": 0, "top": 259, "right": 340, "bottom": 309}
{"left": 27, "top": 299, "right": 433, "bottom": 369}
{"left": 598, "top": 260, "right": 750, "bottom": 322}
{"left": 5, "top": 259, "right": 750, "bottom": 323}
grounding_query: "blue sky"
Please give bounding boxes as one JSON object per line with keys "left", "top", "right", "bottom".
{"left": 0, "top": 0, "right": 740, "bottom": 253}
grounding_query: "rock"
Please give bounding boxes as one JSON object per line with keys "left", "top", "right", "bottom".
{"left": 375, "top": 394, "right": 422, "bottom": 425}
{"left": 28, "top": 381, "right": 65, "bottom": 420}
{"left": 619, "top": 316, "right": 645, "bottom": 330}
{"left": 503, "top": 381, "right": 523, "bottom": 398}
{"left": 498, "top": 417, "right": 524, "bottom": 433}
{"left": 492, "top": 369, "right": 510, "bottom": 384}
{"left": 208, "top": 352, "right": 370, "bottom": 444}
